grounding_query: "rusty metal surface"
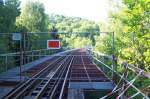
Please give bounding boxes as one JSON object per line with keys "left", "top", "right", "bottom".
{"left": 3, "top": 49, "right": 112, "bottom": 99}
{"left": 69, "top": 50, "right": 110, "bottom": 82}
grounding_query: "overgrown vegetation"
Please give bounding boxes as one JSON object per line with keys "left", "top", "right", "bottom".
{"left": 95, "top": 0, "right": 150, "bottom": 72}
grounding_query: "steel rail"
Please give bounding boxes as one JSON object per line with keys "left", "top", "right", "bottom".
{"left": 81, "top": 56, "right": 91, "bottom": 82}
{"left": 68, "top": 58, "right": 73, "bottom": 83}
{"left": 48, "top": 56, "right": 73, "bottom": 99}
{"left": 6, "top": 56, "right": 63, "bottom": 99}
{"left": 4, "top": 56, "right": 65, "bottom": 99}
{"left": 59, "top": 56, "right": 74, "bottom": 99}
{"left": 34, "top": 55, "right": 71, "bottom": 99}
{"left": 15, "top": 56, "right": 67, "bottom": 98}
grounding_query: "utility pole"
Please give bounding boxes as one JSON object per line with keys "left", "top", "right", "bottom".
{"left": 23, "top": 32, "right": 27, "bottom": 79}
{"left": 20, "top": 33, "right": 23, "bottom": 81}
{"left": 112, "top": 32, "right": 117, "bottom": 84}
{"left": 20, "top": 32, "right": 26, "bottom": 81}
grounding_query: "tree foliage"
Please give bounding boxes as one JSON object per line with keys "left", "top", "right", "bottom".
{"left": 0, "top": 0, "right": 20, "bottom": 54}
{"left": 48, "top": 14, "right": 100, "bottom": 33}
{"left": 97, "top": 0, "right": 150, "bottom": 71}
{"left": 0, "top": 0, "right": 20, "bottom": 32}
{"left": 48, "top": 14, "right": 100, "bottom": 48}
{"left": 16, "top": 0, "right": 48, "bottom": 32}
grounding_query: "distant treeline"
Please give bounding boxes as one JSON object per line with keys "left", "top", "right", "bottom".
{"left": 0, "top": 0, "right": 100, "bottom": 53}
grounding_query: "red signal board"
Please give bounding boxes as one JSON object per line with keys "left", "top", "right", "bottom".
{"left": 47, "top": 40, "right": 60, "bottom": 49}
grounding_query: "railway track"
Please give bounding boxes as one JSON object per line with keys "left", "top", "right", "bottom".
{"left": 4, "top": 52, "right": 74, "bottom": 99}
{"left": 3, "top": 49, "right": 111, "bottom": 99}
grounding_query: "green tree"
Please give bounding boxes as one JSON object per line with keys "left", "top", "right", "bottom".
{"left": 16, "top": 1, "right": 50, "bottom": 50}
{"left": 0, "top": 0, "right": 20, "bottom": 54}
{"left": 48, "top": 14, "right": 100, "bottom": 48}
{"left": 98, "top": 0, "right": 150, "bottom": 71}
{"left": 66, "top": 37, "right": 92, "bottom": 48}
{"left": 0, "top": 0, "right": 20, "bottom": 32}
{"left": 119, "top": 0, "right": 150, "bottom": 70}
{"left": 16, "top": 0, "right": 48, "bottom": 32}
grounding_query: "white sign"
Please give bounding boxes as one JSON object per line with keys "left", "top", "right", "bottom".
{"left": 12, "top": 33, "right": 21, "bottom": 40}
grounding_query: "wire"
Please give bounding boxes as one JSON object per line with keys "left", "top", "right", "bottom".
{"left": 116, "top": 70, "right": 143, "bottom": 99}
{"left": 100, "top": 72, "right": 125, "bottom": 99}
{"left": 94, "top": 57, "right": 149, "bottom": 99}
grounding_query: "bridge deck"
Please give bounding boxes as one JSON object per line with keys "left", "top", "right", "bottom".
{"left": 0, "top": 49, "right": 115, "bottom": 99}
{"left": 68, "top": 50, "right": 114, "bottom": 90}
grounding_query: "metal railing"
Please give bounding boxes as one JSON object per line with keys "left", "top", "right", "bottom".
{"left": 0, "top": 48, "right": 63, "bottom": 73}
{"left": 92, "top": 51, "right": 150, "bottom": 99}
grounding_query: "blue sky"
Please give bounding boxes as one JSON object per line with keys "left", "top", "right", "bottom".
{"left": 21, "top": 0, "right": 121, "bottom": 22}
